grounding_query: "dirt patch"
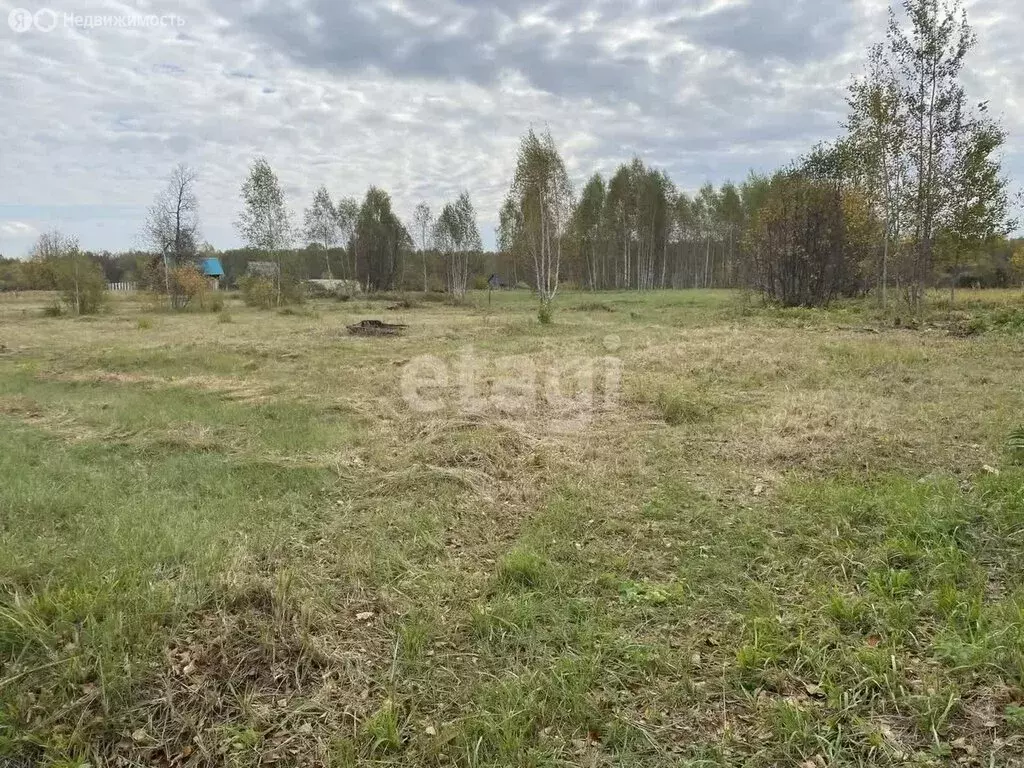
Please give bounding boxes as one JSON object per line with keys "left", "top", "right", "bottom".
{"left": 346, "top": 320, "right": 408, "bottom": 337}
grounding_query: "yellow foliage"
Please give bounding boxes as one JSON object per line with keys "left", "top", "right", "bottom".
{"left": 171, "top": 265, "right": 209, "bottom": 309}
{"left": 1011, "top": 247, "right": 1024, "bottom": 283}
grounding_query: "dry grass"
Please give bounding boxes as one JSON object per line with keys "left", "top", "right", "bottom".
{"left": 1, "top": 288, "right": 1024, "bottom": 766}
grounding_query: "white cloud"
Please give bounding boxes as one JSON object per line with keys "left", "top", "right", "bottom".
{"left": 0, "top": 221, "right": 37, "bottom": 237}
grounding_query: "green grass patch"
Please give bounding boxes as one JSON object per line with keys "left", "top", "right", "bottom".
{"left": 2, "top": 289, "right": 1024, "bottom": 766}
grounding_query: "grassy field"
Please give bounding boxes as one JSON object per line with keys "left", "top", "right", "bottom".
{"left": 1, "top": 288, "right": 1023, "bottom": 767}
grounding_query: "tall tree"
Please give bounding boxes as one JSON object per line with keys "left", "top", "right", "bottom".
{"left": 334, "top": 197, "right": 360, "bottom": 281}
{"left": 144, "top": 163, "right": 200, "bottom": 308}
{"left": 888, "top": 0, "right": 975, "bottom": 307}
{"left": 498, "top": 196, "right": 525, "bottom": 288}
{"left": 303, "top": 186, "right": 338, "bottom": 279}
{"left": 696, "top": 184, "right": 719, "bottom": 289}
{"left": 605, "top": 166, "right": 633, "bottom": 289}
{"left": 572, "top": 174, "right": 606, "bottom": 290}
{"left": 673, "top": 192, "right": 698, "bottom": 288}
{"left": 29, "top": 231, "right": 106, "bottom": 315}
{"left": 502, "top": 129, "right": 573, "bottom": 320}
{"left": 940, "top": 115, "right": 1014, "bottom": 300}
{"left": 434, "top": 192, "right": 481, "bottom": 300}
{"left": 355, "top": 187, "right": 409, "bottom": 291}
{"left": 30, "top": 230, "right": 80, "bottom": 263}
{"left": 719, "top": 182, "right": 744, "bottom": 287}
{"left": 235, "top": 157, "right": 292, "bottom": 306}
{"left": 412, "top": 202, "right": 434, "bottom": 292}
{"left": 847, "top": 44, "right": 909, "bottom": 308}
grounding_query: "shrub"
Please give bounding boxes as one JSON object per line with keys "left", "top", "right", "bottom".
{"left": 747, "top": 171, "right": 867, "bottom": 307}
{"left": 172, "top": 265, "right": 209, "bottom": 309}
{"left": 51, "top": 254, "right": 106, "bottom": 315}
{"left": 538, "top": 300, "right": 553, "bottom": 325}
{"left": 239, "top": 275, "right": 275, "bottom": 309}
{"left": 280, "top": 275, "right": 307, "bottom": 305}
{"left": 144, "top": 261, "right": 209, "bottom": 310}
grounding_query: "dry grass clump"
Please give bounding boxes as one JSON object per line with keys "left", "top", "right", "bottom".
{"left": 654, "top": 388, "right": 718, "bottom": 426}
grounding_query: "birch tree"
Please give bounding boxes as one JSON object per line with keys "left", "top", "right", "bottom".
{"left": 843, "top": 0, "right": 1012, "bottom": 308}
{"left": 847, "top": 45, "right": 908, "bottom": 308}
{"left": 940, "top": 116, "right": 1014, "bottom": 300}
{"left": 434, "top": 192, "right": 481, "bottom": 300}
{"left": 572, "top": 174, "right": 606, "bottom": 291}
{"left": 889, "top": 0, "right": 975, "bottom": 308}
{"left": 503, "top": 129, "right": 572, "bottom": 321}
{"left": 303, "top": 185, "right": 338, "bottom": 279}
{"left": 355, "top": 187, "right": 409, "bottom": 291}
{"left": 412, "top": 202, "right": 434, "bottom": 292}
{"left": 498, "top": 196, "right": 524, "bottom": 288}
{"left": 235, "top": 157, "right": 292, "bottom": 306}
{"left": 335, "top": 197, "right": 360, "bottom": 281}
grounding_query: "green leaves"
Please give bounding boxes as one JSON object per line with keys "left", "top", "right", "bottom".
{"left": 355, "top": 186, "right": 409, "bottom": 291}
{"left": 505, "top": 128, "right": 572, "bottom": 302}
{"left": 434, "top": 192, "right": 481, "bottom": 298}
{"left": 236, "top": 157, "right": 291, "bottom": 254}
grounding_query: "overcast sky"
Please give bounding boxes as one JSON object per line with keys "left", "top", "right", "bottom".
{"left": 0, "top": 0, "right": 1021, "bottom": 256}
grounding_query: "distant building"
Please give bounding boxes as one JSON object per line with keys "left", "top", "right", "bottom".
{"left": 200, "top": 257, "right": 224, "bottom": 290}
{"left": 246, "top": 261, "right": 279, "bottom": 279}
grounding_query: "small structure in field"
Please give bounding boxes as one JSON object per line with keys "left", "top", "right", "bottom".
{"left": 246, "top": 261, "right": 279, "bottom": 279}
{"left": 347, "top": 319, "right": 408, "bottom": 337}
{"left": 200, "top": 257, "right": 224, "bottom": 290}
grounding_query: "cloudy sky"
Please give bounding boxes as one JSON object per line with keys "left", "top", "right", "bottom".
{"left": 0, "top": 0, "right": 1021, "bottom": 256}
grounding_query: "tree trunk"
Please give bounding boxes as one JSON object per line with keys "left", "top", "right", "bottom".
{"left": 881, "top": 231, "right": 889, "bottom": 310}
{"left": 704, "top": 235, "right": 711, "bottom": 289}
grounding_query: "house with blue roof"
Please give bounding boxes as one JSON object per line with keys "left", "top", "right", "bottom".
{"left": 200, "top": 257, "right": 225, "bottom": 290}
